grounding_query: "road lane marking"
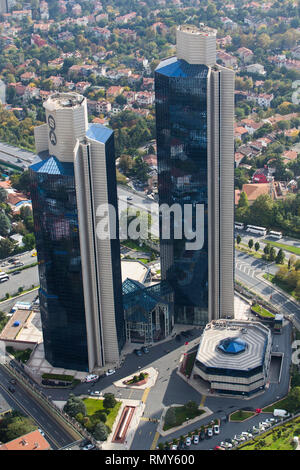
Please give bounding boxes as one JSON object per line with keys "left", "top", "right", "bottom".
{"left": 141, "top": 387, "right": 150, "bottom": 404}
{"left": 200, "top": 395, "right": 206, "bottom": 407}
{"left": 150, "top": 431, "right": 160, "bottom": 450}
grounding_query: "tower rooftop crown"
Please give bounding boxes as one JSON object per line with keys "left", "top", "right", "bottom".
{"left": 176, "top": 24, "right": 217, "bottom": 66}
{"left": 44, "top": 92, "right": 85, "bottom": 112}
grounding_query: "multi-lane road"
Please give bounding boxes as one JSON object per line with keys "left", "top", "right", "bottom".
{"left": 0, "top": 364, "right": 80, "bottom": 449}
{"left": 235, "top": 251, "right": 300, "bottom": 319}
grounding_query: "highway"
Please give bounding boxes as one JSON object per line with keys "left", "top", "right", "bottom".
{"left": 0, "top": 364, "right": 80, "bottom": 449}
{"left": 235, "top": 251, "right": 300, "bottom": 318}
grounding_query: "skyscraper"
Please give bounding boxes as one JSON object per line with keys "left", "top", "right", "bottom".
{"left": 0, "top": 0, "right": 8, "bottom": 15}
{"left": 30, "top": 93, "right": 125, "bottom": 372}
{"left": 155, "top": 25, "right": 235, "bottom": 326}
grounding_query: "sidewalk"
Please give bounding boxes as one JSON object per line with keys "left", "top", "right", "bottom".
{"left": 101, "top": 399, "right": 145, "bottom": 450}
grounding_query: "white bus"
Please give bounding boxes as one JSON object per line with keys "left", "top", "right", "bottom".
{"left": 246, "top": 225, "right": 267, "bottom": 237}
{"left": 268, "top": 231, "right": 282, "bottom": 240}
{"left": 234, "top": 222, "right": 244, "bottom": 230}
{"left": 0, "top": 272, "right": 9, "bottom": 283}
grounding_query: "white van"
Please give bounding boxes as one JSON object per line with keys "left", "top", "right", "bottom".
{"left": 273, "top": 409, "right": 289, "bottom": 418}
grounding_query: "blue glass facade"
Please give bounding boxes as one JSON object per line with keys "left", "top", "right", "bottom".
{"left": 155, "top": 58, "right": 209, "bottom": 325}
{"left": 29, "top": 157, "right": 89, "bottom": 371}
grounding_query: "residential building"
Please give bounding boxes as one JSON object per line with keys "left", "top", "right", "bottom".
{"left": 252, "top": 167, "right": 273, "bottom": 184}
{"left": 216, "top": 50, "right": 238, "bottom": 68}
{"left": 245, "top": 63, "right": 266, "bottom": 75}
{"left": 0, "top": 79, "right": 6, "bottom": 104}
{"left": 155, "top": 25, "right": 235, "bottom": 326}
{"left": 237, "top": 47, "right": 253, "bottom": 63}
{"left": 30, "top": 93, "right": 125, "bottom": 372}
{"left": 0, "top": 430, "right": 51, "bottom": 450}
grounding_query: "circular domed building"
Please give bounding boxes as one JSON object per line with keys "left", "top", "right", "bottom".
{"left": 192, "top": 320, "right": 272, "bottom": 397}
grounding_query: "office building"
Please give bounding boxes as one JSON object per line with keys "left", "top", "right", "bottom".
{"left": 30, "top": 92, "right": 125, "bottom": 372}
{"left": 155, "top": 25, "right": 235, "bottom": 325}
{"left": 192, "top": 319, "right": 272, "bottom": 397}
{"left": 0, "top": 0, "right": 8, "bottom": 14}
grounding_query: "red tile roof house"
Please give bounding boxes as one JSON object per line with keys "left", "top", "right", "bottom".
{"left": 0, "top": 430, "right": 51, "bottom": 450}
{"left": 252, "top": 167, "right": 272, "bottom": 184}
{"left": 235, "top": 183, "right": 273, "bottom": 205}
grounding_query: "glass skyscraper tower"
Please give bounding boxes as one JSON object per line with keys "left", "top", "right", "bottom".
{"left": 155, "top": 25, "right": 235, "bottom": 326}
{"left": 30, "top": 93, "right": 125, "bottom": 372}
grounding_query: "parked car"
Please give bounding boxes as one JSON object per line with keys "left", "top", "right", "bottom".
{"left": 83, "top": 444, "right": 95, "bottom": 450}
{"left": 134, "top": 349, "right": 142, "bottom": 356}
{"left": 90, "top": 390, "right": 101, "bottom": 396}
{"left": 11, "top": 271, "right": 21, "bottom": 275}
{"left": 84, "top": 374, "right": 99, "bottom": 383}
{"left": 241, "top": 432, "right": 252, "bottom": 439}
{"left": 38, "top": 429, "right": 45, "bottom": 436}
{"left": 127, "top": 196, "right": 133, "bottom": 201}
{"left": 185, "top": 437, "right": 192, "bottom": 446}
{"left": 213, "top": 424, "right": 220, "bottom": 434}
{"left": 142, "top": 346, "right": 150, "bottom": 354}
{"left": 171, "top": 444, "right": 177, "bottom": 450}
{"left": 207, "top": 428, "right": 214, "bottom": 438}
{"left": 106, "top": 369, "right": 116, "bottom": 376}
{"left": 193, "top": 435, "right": 199, "bottom": 445}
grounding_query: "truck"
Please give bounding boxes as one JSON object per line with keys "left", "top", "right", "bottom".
{"left": 273, "top": 409, "right": 289, "bottom": 418}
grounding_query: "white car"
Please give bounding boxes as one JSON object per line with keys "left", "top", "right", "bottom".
{"left": 90, "top": 390, "right": 101, "bottom": 396}
{"left": 213, "top": 424, "right": 220, "bottom": 435}
{"left": 193, "top": 435, "right": 199, "bottom": 445}
{"left": 106, "top": 369, "right": 116, "bottom": 376}
{"left": 185, "top": 437, "right": 192, "bottom": 446}
{"left": 84, "top": 374, "right": 99, "bottom": 383}
{"left": 38, "top": 429, "right": 45, "bottom": 436}
{"left": 207, "top": 428, "right": 214, "bottom": 438}
{"left": 171, "top": 444, "right": 177, "bottom": 450}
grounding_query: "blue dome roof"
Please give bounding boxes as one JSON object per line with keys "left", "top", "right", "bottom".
{"left": 217, "top": 337, "right": 247, "bottom": 355}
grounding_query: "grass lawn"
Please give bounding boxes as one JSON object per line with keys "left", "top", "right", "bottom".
{"left": 239, "top": 416, "right": 300, "bottom": 450}
{"left": 163, "top": 406, "right": 205, "bottom": 431}
{"left": 6, "top": 346, "right": 32, "bottom": 363}
{"left": 83, "top": 398, "right": 121, "bottom": 430}
{"left": 251, "top": 304, "right": 275, "bottom": 319}
{"left": 266, "top": 240, "right": 300, "bottom": 256}
{"left": 262, "top": 397, "right": 292, "bottom": 414}
{"left": 230, "top": 410, "right": 256, "bottom": 422}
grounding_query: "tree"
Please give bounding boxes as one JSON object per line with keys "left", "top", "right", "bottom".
{"left": 0, "top": 188, "right": 7, "bottom": 203}
{"left": 184, "top": 401, "right": 198, "bottom": 414}
{"left": 264, "top": 244, "right": 271, "bottom": 256}
{"left": 93, "top": 421, "right": 108, "bottom": 441}
{"left": 269, "top": 246, "right": 277, "bottom": 262}
{"left": 276, "top": 248, "right": 285, "bottom": 265}
{"left": 103, "top": 393, "right": 117, "bottom": 409}
{"left": 254, "top": 242, "right": 260, "bottom": 252}
{"left": 22, "top": 233, "right": 35, "bottom": 251}
{"left": 0, "top": 213, "right": 11, "bottom": 236}
{"left": 248, "top": 239, "right": 254, "bottom": 251}
{"left": 288, "top": 255, "right": 297, "bottom": 270}
{"left": 236, "top": 235, "right": 242, "bottom": 245}
{"left": 63, "top": 395, "right": 86, "bottom": 418}
{"left": 0, "top": 412, "right": 36, "bottom": 443}
{"left": 237, "top": 191, "right": 249, "bottom": 209}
